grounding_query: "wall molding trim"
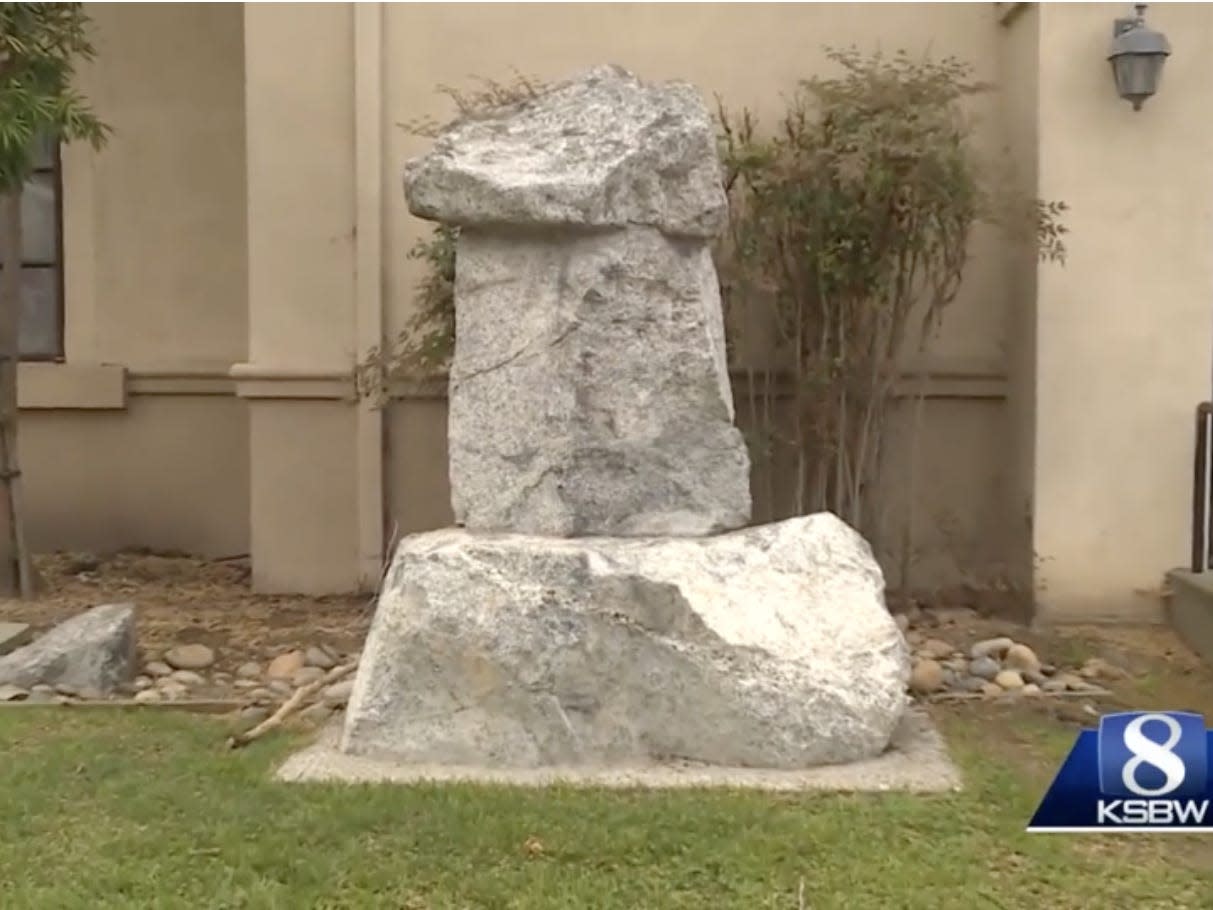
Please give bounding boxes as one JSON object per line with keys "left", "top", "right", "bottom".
{"left": 18, "top": 362, "right": 126, "bottom": 410}
{"left": 389, "top": 357, "right": 1010, "bottom": 403}
{"left": 228, "top": 362, "right": 354, "bottom": 401}
{"left": 18, "top": 356, "right": 1010, "bottom": 409}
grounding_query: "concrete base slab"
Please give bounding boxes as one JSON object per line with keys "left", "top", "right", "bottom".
{"left": 1166, "top": 569, "right": 1213, "bottom": 666}
{"left": 275, "top": 708, "right": 960, "bottom": 793}
{"left": 0, "top": 622, "right": 31, "bottom": 656}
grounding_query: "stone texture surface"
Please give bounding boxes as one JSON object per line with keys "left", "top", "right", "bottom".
{"left": 292, "top": 666, "right": 326, "bottom": 687}
{"left": 404, "top": 64, "right": 727, "bottom": 238}
{"left": 342, "top": 513, "right": 909, "bottom": 770}
{"left": 909, "top": 659, "right": 945, "bottom": 695}
{"left": 447, "top": 226, "right": 750, "bottom": 536}
{"left": 0, "top": 603, "right": 136, "bottom": 694}
{"left": 1004, "top": 643, "right": 1040, "bottom": 673}
{"left": 0, "top": 622, "right": 31, "bottom": 656}
{"left": 305, "top": 645, "right": 337, "bottom": 670}
{"left": 970, "top": 637, "right": 1013, "bottom": 660}
{"left": 405, "top": 64, "right": 749, "bottom": 538}
{"left": 323, "top": 679, "right": 355, "bottom": 707}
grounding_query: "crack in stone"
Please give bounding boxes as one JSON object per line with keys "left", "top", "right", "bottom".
{"left": 452, "top": 321, "right": 579, "bottom": 386}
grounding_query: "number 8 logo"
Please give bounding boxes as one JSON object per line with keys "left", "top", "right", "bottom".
{"left": 1121, "top": 713, "right": 1188, "bottom": 797}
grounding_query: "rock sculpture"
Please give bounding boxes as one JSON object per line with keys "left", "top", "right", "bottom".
{"left": 342, "top": 66, "right": 909, "bottom": 770}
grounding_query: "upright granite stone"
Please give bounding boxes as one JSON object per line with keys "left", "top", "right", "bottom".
{"left": 342, "top": 513, "right": 910, "bottom": 769}
{"left": 404, "top": 65, "right": 751, "bottom": 537}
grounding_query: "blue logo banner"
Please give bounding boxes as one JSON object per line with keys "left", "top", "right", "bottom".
{"left": 1029, "top": 711, "right": 1213, "bottom": 832}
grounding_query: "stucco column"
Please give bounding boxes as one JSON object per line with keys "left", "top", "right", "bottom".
{"left": 1032, "top": 4, "right": 1213, "bottom": 621}
{"left": 997, "top": 2, "right": 1041, "bottom": 613}
{"left": 238, "top": 2, "right": 384, "bottom": 593}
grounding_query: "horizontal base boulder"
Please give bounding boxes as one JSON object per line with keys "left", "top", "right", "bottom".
{"left": 341, "top": 514, "right": 909, "bottom": 770}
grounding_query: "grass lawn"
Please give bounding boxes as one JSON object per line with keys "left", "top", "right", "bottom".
{"left": 0, "top": 707, "right": 1209, "bottom": 909}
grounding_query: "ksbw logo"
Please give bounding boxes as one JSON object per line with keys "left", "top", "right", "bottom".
{"left": 1027, "top": 711, "right": 1213, "bottom": 832}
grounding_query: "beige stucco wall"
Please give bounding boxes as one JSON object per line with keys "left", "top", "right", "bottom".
{"left": 241, "top": 3, "right": 364, "bottom": 592}
{"left": 30, "top": 1, "right": 1202, "bottom": 620}
{"left": 22, "top": 2, "right": 249, "bottom": 558}
{"left": 999, "top": 2, "right": 1041, "bottom": 601}
{"left": 65, "top": 3, "right": 248, "bottom": 368}
{"left": 24, "top": 396, "right": 248, "bottom": 557}
{"left": 1031, "top": 3, "right": 1213, "bottom": 621}
{"left": 35, "top": 1, "right": 1019, "bottom": 595}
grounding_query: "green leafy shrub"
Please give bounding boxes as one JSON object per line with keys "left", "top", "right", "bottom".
{"left": 717, "top": 48, "right": 1065, "bottom": 571}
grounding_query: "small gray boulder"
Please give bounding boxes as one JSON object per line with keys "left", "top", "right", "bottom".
{"left": 0, "top": 603, "right": 136, "bottom": 694}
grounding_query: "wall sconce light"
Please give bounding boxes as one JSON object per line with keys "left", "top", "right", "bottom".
{"left": 1108, "top": 4, "right": 1171, "bottom": 111}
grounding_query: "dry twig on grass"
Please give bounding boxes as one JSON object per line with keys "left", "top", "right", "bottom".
{"left": 226, "top": 661, "right": 357, "bottom": 749}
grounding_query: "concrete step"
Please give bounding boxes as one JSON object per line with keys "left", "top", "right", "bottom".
{"left": 1166, "top": 569, "right": 1213, "bottom": 666}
